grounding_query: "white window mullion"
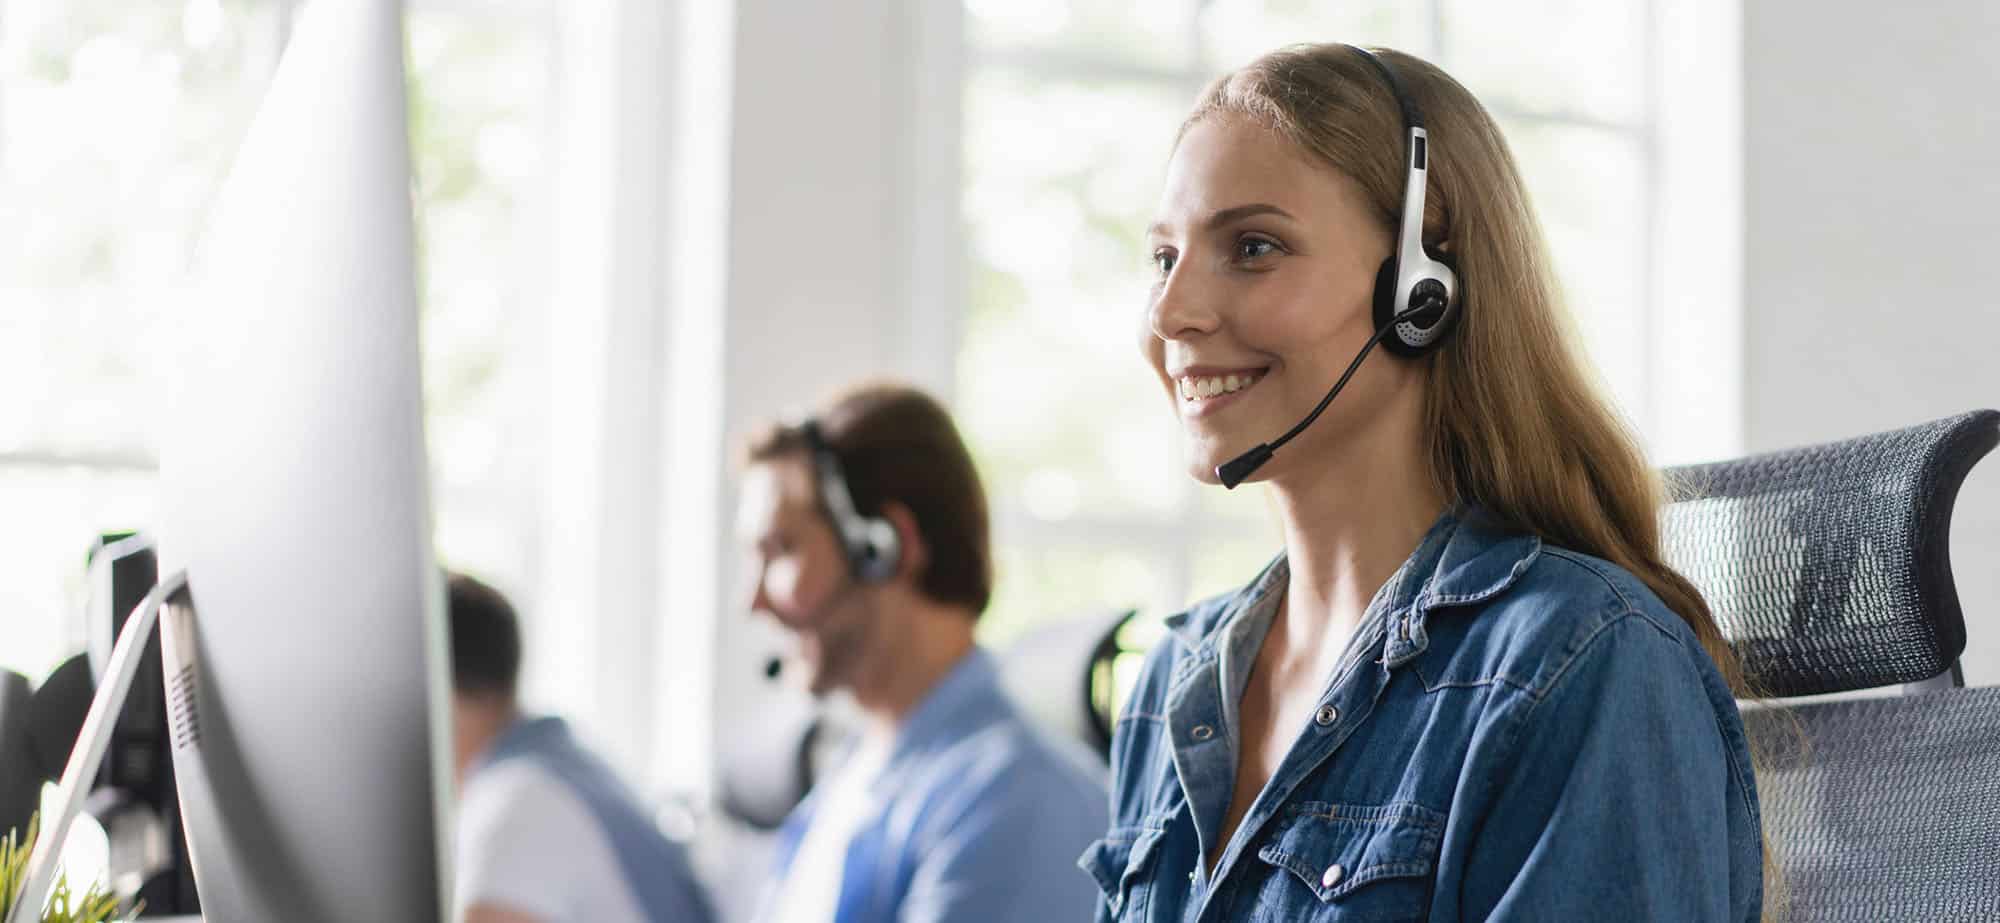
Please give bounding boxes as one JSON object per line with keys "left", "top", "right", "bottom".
{"left": 1649, "top": 0, "right": 1743, "bottom": 464}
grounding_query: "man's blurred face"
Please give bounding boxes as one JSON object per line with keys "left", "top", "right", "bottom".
{"left": 450, "top": 690, "right": 511, "bottom": 789}
{"left": 450, "top": 694, "right": 482, "bottom": 786}
{"left": 737, "top": 456, "right": 877, "bottom": 697}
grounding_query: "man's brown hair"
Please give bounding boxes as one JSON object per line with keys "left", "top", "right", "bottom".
{"left": 741, "top": 381, "right": 993, "bottom": 617}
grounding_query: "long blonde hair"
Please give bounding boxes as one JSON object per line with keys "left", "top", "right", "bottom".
{"left": 1185, "top": 43, "right": 1779, "bottom": 912}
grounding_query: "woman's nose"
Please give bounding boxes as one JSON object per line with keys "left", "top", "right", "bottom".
{"left": 1148, "top": 262, "right": 1221, "bottom": 341}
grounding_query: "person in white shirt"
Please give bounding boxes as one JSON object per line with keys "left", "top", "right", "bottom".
{"left": 449, "top": 573, "right": 714, "bottom": 923}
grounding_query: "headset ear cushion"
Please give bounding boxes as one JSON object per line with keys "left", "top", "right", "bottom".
{"left": 856, "top": 518, "right": 902, "bottom": 583}
{"left": 1371, "top": 257, "right": 1399, "bottom": 325}
{"left": 1373, "top": 256, "right": 1422, "bottom": 358}
{"left": 1373, "top": 256, "right": 1460, "bottom": 357}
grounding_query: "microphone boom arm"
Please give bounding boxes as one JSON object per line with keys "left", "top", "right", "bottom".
{"left": 1216, "top": 303, "right": 1437, "bottom": 489}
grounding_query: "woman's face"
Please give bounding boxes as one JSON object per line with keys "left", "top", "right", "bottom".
{"left": 1143, "top": 114, "right": 1419, "bottom": 485}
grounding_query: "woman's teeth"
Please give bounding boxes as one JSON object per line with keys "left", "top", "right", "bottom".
{"left": 1178, "top": 372, "right": 1262, "bottom": 402}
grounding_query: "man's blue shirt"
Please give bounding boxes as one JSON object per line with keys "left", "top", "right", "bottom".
{"left": 766, "top": 647, "right": 1108, "bottom": 922}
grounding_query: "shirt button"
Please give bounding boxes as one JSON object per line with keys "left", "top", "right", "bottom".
{"left": 1314, "top": 704, "right": 1339, "bottom": 727}
{"left": 1191, "top": 724, "right": 1214, "bottom": 741}
{"left": 1322, "top": 863, "right": 1345, "bottom": 888}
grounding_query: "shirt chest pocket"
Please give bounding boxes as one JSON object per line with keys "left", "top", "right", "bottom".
{"left": 1079, "top": 825, "right": 1168, "bottom": 920}
{"left": 1252, "top": 801, "right": 1445, "bottom": 922}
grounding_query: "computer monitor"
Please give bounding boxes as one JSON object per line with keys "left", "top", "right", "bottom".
{"left": 8, "top": 1, "right": 449, "bottom": 920}
{"left": 160, "top": 0, "right": 450, "bottom": 917}
{"left": 84, "top": 533, "right": 199, "bottom": 914}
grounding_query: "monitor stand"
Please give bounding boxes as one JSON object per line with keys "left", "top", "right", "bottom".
{"left": 5, "top": 571, "right": 188, "bottom": 923}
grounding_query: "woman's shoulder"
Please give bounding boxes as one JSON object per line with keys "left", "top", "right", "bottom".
{"left": 1461, "top": 545, "right": 1757, "bottom": 793}
{"left": 1446, "top": 542, "right": 1724, "bottom": 710}
{"left": 1497, "top": 544, "right": 1703, "bottom": 646}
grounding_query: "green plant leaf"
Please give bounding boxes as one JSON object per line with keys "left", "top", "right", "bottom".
{"left": 0, "top": 814, "right": 138, "bottom": 923}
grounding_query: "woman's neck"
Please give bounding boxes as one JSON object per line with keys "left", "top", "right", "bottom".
{"left": 1267, "top": 411, "right": 1446, "bottom": 646}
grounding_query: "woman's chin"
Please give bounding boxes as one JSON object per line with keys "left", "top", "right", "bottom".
{"left": 1178, "top": 407, "right": 1270, "bottom": 486}
{"left": 1186, "top": 457, "right": 1224, "bottom": 486}
{"left": 1183, "top": 439, "right": 1244, "bottom": 485}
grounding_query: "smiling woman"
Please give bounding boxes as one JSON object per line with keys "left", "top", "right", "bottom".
{"left": 955, "top": 0, "right": 1702, "bottom": 657}
{"left": 1086, "top": 43, "right": 1766, "bottom": 922}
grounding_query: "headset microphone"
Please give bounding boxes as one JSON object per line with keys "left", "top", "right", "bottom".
{"left": 1215, "top": 302, "right": 1441, "bottom": 488}
{"left": 755, "top": 560, "right": 870, "bottom": 683}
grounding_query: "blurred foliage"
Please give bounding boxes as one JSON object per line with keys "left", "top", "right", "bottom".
{"left": 0, "top": 815, "right": 136, "bottom": 923}
{"left": 0, "top": 0, "right": 552, "bottom": 679}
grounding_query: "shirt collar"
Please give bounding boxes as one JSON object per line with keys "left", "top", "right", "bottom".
{"left": 1163, "top": 504, "right": 1541, "bottom": 663}
{"left": 1162, "top": 554, "right": 1285, "bottom": 653}
{"left": 1399, "top": 504, "right": 1543, "bottom": 616}
{"left": 886, "top": 646, "right": 1008, "bottom": 765}
{"left": 473, "top": 714, "right": 571, "bottom": 774}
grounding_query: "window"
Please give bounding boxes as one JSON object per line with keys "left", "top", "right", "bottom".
{"left": 958, "top": 0, "right": 1665, "bottom": 647}
{"left": 0, "top": 0, "right": 278, "bottom": 679}
{"left": 405, "top": 0, "right": 555, "bottom": 642}
{"left": 0, "top": 0, "right": 554, "bottom": 685}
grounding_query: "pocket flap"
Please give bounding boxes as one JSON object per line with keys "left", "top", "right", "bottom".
{"left": 1078, "top": 826, "right": 1166, "bottom": 913}
{"left": 1255, "top": 801, "right": 1445, "bottom": 902}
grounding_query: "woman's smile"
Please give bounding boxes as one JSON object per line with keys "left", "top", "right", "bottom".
{"left": 1171, "top": 364, "right": 1270, "bottom": 418}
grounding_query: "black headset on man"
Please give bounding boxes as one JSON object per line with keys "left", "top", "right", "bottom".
{"left": 800, "top": 419, "right": 903, "bottom": 584}
{"left": 754, "top": 420, "right": 901, "bottom": 683}
{"left": 1215, "top": 45, "right": 1462, "bottom": 489}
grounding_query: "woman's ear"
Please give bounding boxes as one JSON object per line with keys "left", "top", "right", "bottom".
{"left": 880, "top": 502, "right": 927, "bottom": 581}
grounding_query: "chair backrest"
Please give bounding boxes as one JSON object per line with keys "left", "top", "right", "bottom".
{"left": 1741, "top": 688, "right": 2000, "bottom": 921}
{"left": 1662, "top": 409, "right": 1998, "bottom": 697}
{"left": 1662, "top": 409, "right": 2000, "bottom": 921}
{"left": 997, "top": 607, "right": 1132, "bottom": 766}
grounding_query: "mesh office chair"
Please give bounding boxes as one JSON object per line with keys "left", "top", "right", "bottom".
{"left": 1661, "top": 409, "right": 2000, "bottom": 922}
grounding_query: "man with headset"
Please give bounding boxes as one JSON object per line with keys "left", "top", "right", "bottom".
{"left": 734, "top": 381, "right": 1107, "bottom": 922}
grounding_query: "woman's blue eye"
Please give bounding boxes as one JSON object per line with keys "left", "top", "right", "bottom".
{"left": 1236, "top": 237, "right": 1278, "bottom": 261}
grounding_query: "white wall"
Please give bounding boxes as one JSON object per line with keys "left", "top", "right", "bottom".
{"left": 1742, "top": 0, "right": 2000, "bottom": 682}
{"left": 653, "top": 0, "right": 963, "bottom": 793}
{"left": 647, "top": 6, "right": 962, "bottom": 915}
{"left": 532, "top": 0, "right": 678, "bottom": 792}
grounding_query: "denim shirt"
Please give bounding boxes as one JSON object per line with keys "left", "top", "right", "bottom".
{"left": 1081, "top": 507, "right": 1762, "bottom": 922}
{"left": 764, "top": 648, "right": 1108, "bottom": 923}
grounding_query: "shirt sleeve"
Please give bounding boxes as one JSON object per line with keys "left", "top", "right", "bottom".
{"left": 898, "top": 749, "right": 1108, "bottom": 923}
{"left": 455, "top": 762, "right": 601, "bottom": 921}
{"left": 1446, "top": 614, "right": 1756, "bottom": 922}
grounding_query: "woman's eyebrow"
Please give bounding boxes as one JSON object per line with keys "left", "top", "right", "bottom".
{"left": 1147, "top": 203, "right": 1297, "bottom": 240}
{"left": 1204, "top": 203, "right": 1295, "bottom": 228}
